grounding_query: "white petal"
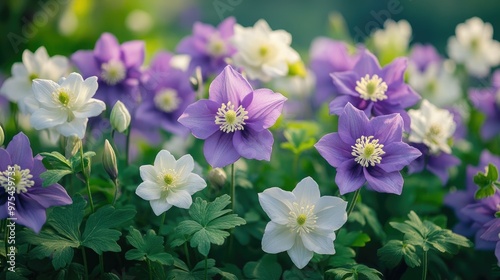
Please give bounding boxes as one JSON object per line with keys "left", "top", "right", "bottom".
{"left": 175, "top": 154, "right": 195, "bottom": 178}
{"left": 20, "top": 96, "right": 40, "bottom": 114}
{"left": 42, "top": 55, "right": 69, "bottom": 80}
{"left": 150, "top": 199, "right": 172, "bottom": 216}
{"left": 287, "top": 237, "right": 313, "bottom": 269}
{"left": 135, "top": 181, "right": 162, "bottom": 200}
{"left": 74, "top": 76, "right": 98, "bottom": 105}
{"left": 73, "top": 99, "right": 105, "bottom": 119}
{"left": 315, "top": 196, "right": 348, "bottom": 231}
{"left": 12, "top": 62, "right": 28, "bottom": 77}
{"left": 32, "top": 79, "right": 59, "bottom": 107}
{"left": 23, "top": 49, "right": 40, "bottom": 74}
{"left": 292, "top": 176, "right": 320, "bottom": 206}
{"left": 261, "top": 222, "right": 295, "bottom": 253}
{"left": 30, "top": 108, "right": 67, "bottom": 130}
{"left": 166, "top": 190, "right": 192, "bottom": 209}
{"left": 181, "top": 173, "right": 207, "bottom": 194}
{"left": 57, "top": 117, "right": 87, "bottom": 138}
{"left": 0, "top": 78, "right": 31, "bottom": 102}
{"left": 60, "top": 72, "right": 84, "bottom": 99}
{"left": 258, "top": 188, "right": 294, "bottom": 224}
{"left": 301, "top": 231, "right": 335, "bottom": 255}
{"left": 154, "top": 150, "right": 176, "bottom": 171}
{"left": 140, "top": 165, "right": 158, "bottom": 182}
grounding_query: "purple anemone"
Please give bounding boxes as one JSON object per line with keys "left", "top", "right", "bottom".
{"left": 178, "top": 65, "right": 286, "bottom": 168}
{"left": 407, "top": 143, "right": 461, "bottom": 185}
{"left": 469, "top": 70, "right": 500, "bottom": 140}
{"left": 315, "top": 103, "right": 421, "bottom": 195}
{"left": 329, "top": 49, "right": 420, "bottom": 131}
{"left": 409, "top": 44, "right": 443, "bottom": 72}
{"left": 0, "top": 132, "right": 72, "bottom": 233}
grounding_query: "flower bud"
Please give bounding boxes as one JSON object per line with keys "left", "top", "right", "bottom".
{"left": 103, "top": 140, "right": 118, "bottom": 180}
{"left": 208, "top": 168, "right": 227, "bottom": 189}
{"left": 110, "top": 101, "right": 131, "bottom": 133}
{"left": 0, "top": 126, "right": 4, "bottom": 146}
{"left": 65, "top": 135, "right": 81, "bottom": 158}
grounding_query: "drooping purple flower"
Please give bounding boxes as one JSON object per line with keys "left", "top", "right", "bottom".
{"left": 309, "top": 38, "right": 360, "bottom": 107}
{"left": 71, "top": 32, "right": 144, "bottom": 110}
{"left": 480, "top": 218, "right": 500, "bottom": 265}
{"left": 315, "top": 103, "right": 421, "bottom": 195}
{"left": 409, "top": 44, "right": 443, "bottom": 72}
{"left": 135, "top": 52, "right": 195, "bottom": 136}
{"left": 329, "top": 49, "right": 420, "bottom": 131}
{"left": 444, "top": 150, "right": 500, "bottom": 238}
{"left": 407, "top": 143, "right": 461, "bottom": 185}
{"left": 469, "top": 70, "right": 500, "bottom": 140}
{"left": 461, "top": 193, "right": 500, "bottom": 251}
{"left": 178, "top": 65, "right": 287, "bottom": 168}
{"left": 0, "top": 132, "right": 72, "bottom": 233}
{"left": 176, "top": 17, "right": 236, "bottom": 79}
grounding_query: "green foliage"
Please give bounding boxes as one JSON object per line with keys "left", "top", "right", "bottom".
{"left": 19, "top": 196, "right": 136, "bottom": 270}
{"left": 474, "top": 163, "right": 500, "bottom": 199}
{"left": 280, "top": 121, "right": 320, "bottom": 155}
{"left": 169, "top": 258, "right": 237, "bottom": 280}
{"left": 243, "top": 255, "right": 282, "bottom": 280}
{"left": 326, "top": 264, "right": 383, "bottom": 280}
{"left": 172, "top": 195, "right": 246, "bottom": 256}
{"left": 39, "top": 151, "right": 96, "bottom": 186}
{"left": 125, "top": 227, "right": 174, "bottom": 266}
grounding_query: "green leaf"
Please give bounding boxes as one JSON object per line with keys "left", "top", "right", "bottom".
{"left": 326, "top": 264, "right": 382, "bottom": 280}
{"left": 280, "top": 121, "right": 320, "bottom": 155}
{"left": 328, "top": 245, "right": 356, "bottom": 267}
{"left": 243, "top": 255, "right": 282, "bottom": 280}
{"left": 336, "top": 229, "right": 371, "bottom": 247}
{"left": 40, "top": 152, "right": 72, "bottom": 170}
{"left": 40, "top": 169, "right": 73, "bottom": 187}
{"left": 475, "top": 185, "right": 496, "bottom": 199}
{"left": 487, "top": 163, "right": 499, "bottom": 181}
{"left": 378, "top": 240, "right": 421, "bottom": 268}
{"left": 81, "top": 205, "right": 136, "bottom": 254}
{"left": 473, "top": 172, "right": 489, "bottom": 188}
{"left": 125, "top": 227, "right": 174, "bottom": 266}
{"left": 70, "top": 151, "right": 96, "bottom": 172}
{"left": 357, "top": 203, "right": 386, "bottom": 240}
{"left": 174, "top": 195, "right": 246, "bottom": 256}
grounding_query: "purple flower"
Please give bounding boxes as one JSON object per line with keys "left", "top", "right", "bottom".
{"left": 461, "top": 193, "right": 500, "bottom": 251}
{"left": 309, "top": 38, "right": 360, "bottom": 106}
{"left": 444, "top": 150, "right": 500, "bottom": 238}
{"left": 407, "top": 143, "right": 461, "bottom": 185}
{"left": 329, "top": 49, "right": 420, "bottom": 131}
{"left": 0, "top": 132, "right": 72, "bottom": 233}
{"left": 71, "top": 32, "right": 144, "bottom": 110}
{"left": 315, "top": 103, "right": 421, "bottom": 195}
{"left": 178, "top": 65, "right": 287, "bottom": 168}
{"left": 469, "top": 70, "right": 500, "bottom": 140}
{"left": 176, "top": 17, "right": 236, "bottom": 79}
{"left": 135, "top": 52, "right": 195, "bottom": 136}
{"left": 480, "top": 219, "right": 500, "bottom": 265}
{"left": 409, "top": 44, "right": 442, "bottom": 72}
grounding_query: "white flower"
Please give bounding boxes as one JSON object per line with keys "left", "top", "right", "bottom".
{"left": 258, "top": 177, "right": 347, "bottom": 269}
{"left": 408, "top": 62, "right": 461, "bottom": 107}
{"left": 136, "top": 150, "right": 207, "bottom": 215}
{"left": 0, "top": 47, "right": 69, "bottom": 113}
{"left": 447, "top": 17, "right": 500, "bottom": 77}
{"left": 30, "top": 72, "right": 105, "bottom": 139}
{"left": 408, "top": 99, "right": 456, "bottom": 154}
{"left": 372, "top": 19, "right": 412, "bottom": 55}
{"left": 110, "top": 101, "right": 131, "bottom": 133}
{"left": 231, "top": 19, "right": 301, "bottom": 82}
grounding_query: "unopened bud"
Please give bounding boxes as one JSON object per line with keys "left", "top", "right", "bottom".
{"left": 0, "top": 126, "right": 4, "bottom": 146}
{"left": 208, "top": 168, "right": 227, "bottom": 189}
{"left": 103, "top": 140, "right": 118, "bottom": 180}
{"left": 65, "top": 135, "right": 81, "bottom": 158}
{"left": 110, "top": 101, "right": 131, "bottom": 133}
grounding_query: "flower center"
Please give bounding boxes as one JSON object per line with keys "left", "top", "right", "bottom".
{"left": 259, "top": 46, "right": 269, "bottom": 57}
{"left": 154, "top": 89, "right": 181, "bottom": 113}
{"left": 425, "top": 124, "right": 443, "bottom": 144}
{"left": 287, "top": 202, "right": 317, "bottom": 235}
{"left": 214, "top": 101, "right": 249, "bottom": 133}
{"left": 52, "top": 88, "right": 72, "bottom": 108}
{"left": 355, "top": 74, "right": 388, "bottom": 102}
{"left": 101, "top": 60, "right": 126, "bottom": 85}
{"left": 470, "top": 37, "right": 481, "bottom": 52}
{"left": 351, "top": 135, "right": 385, "bottom": 167}
{"left": 0, "top": 165, "right": 35, "bottom": 194}
{"left": 160, "top": 169, "right": 179, "bottom": 192}
{"left": 425, "top": 79, "right": 438, "bottom": 94}
{"left": 208, "top": 35, "right": 226, "bottom": 57}
{"left": 29, "top": 73, "right": 39, "bottom": 82}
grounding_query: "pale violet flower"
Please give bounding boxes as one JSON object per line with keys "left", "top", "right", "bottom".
{"left": 447, "top": 17, "right": 500, "bottom": 77}
{"left": 0, "top": 47, "right": 69, "bottom": 113}
{"left": 30, "top": 72, "right": 106, "bottom": 139}
{"left": 372, "top": 19, "right": 412, "bottom": 56}
{"left": 231, "top": 19, "right": 301, "bottom": 82}
{"left": 408, "top": 62, "right": 461, "bottom": 107}
{"left": 258, "top": 177, "right": 347, "bottom": 269}
{"left": 136, "top": 150, "right": 207, "bottom": 216}
{"left": 408, "top": 99, "right": 456, "bottom": 154}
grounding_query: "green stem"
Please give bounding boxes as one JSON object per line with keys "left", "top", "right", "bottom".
{"left": 125, "top": 128, "right": 131, "bottom": 165}
{"left": 346, "top": 189, "right": 361, "bottom": 217}
{"left": 80, "top": 145, "right": 95, "bottom": 213}
{"left": 81, "top": 247, "right": 89, "bottom": 280}
{"left": 184, "top": 242, "right": 192, "bottom": 269}
{"left": 421, "top": 250, "right": 428, "bottom": 280}
{"left": 159, "top": 212, "right": 166, "bottom": 233}
{"left": 230, "top": 164, "right": 236, "bottom": 212}
{"left": 293, "top": 154, "right": 299, "bottom": 176}
{"left": 112, "top": 178, "right": 119, "bottom": 206}
{"left": 99, "top": 254, "right": 104, "bottom": 276}
{"left": 147, "top": 258, "right": 153, "bottom": 280}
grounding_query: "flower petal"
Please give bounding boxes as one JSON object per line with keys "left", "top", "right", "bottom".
{"left": 353, "top": 49, "right": 382, "bottom": 75}
{"left": 178, "top": 99, "right": 220, "bottom": 139}
{"left": 25, "top": 184, "right": 72, "bottom": 208}
{"left": 338, "top": 103, "right": 369, "bottom": 144}
{"left": 369, "top": 113, "right": 404, "bottom": 144}
{"left": 57, "top": 117, "right": 88, "bottom": 138}
{"left": 73, "top": 99, "right": 105, "bottom": 119}
{"left": 136, "top": 181, "right": 162, "bottom": 200}
{"left": 150, "top": 198, "right": 172, "bottom": 216}
{"left": 182, "top": 173, "right": 207, "bottom": 194}
{"left": 292, "top": 177, "right": 320, "bottom": 206}
{"left": 175, "top": 154, "right": 195, "bottom": 178}
{"left": 233, "top": 129, "right": 273, "bottom": 161}
{"left": 330, "top": 71, "right": 360, "bottom": 97}
{"left": 166, "top": 190, "right": 193, "bottom": 209}
{"left": 315, "top": 196, "right": 348, "bottom": 231}
{"left": 154, "top": 150, "right": 176, "bottom": 171}
{"left": 0, "top": 149, "right": 12, "bottom": 171}
{"left": 378, "top": 142, "right": 422, "bottom": 173}
{"left": 121, "top": 40, "right": 145, "bottom": 68}
{"left": 209, "top": 65, "right": 253, "bottom": 106}
{"left": 71, "top": 51, "right": 100, "bottom": 78}
{"left": 301, "top": 231, "right": 335, "bottom": 255}
{"left": 30, "top": 108, "right": 67, "bottom": 130}
{"left": 335, "top": 160, "right": 365, "bottom": 195}
{"left": 258, "top": 187, "right": 294, "bottom": 224}
{"left": 204, "top": 132, "right": 240, "bottom": 168}
{"left": 381, "top": 57, "right": 407, "bottom": 86}
{"left": 287, "top": 237, "right": 313, "bottom": 269}
{"left": 262, "top": 222, "right": 295, "bottom": 253}
{"left": 244, "top": 89, "right": 287, "bottom": 131}
{"left": 139, "top": 165, "right": 158, "bottom": 182}
{"left": 6, "top": 132, "right": 34, "bottom": 169}
{"left": 94, "top": 33, "right": 121, "bottom": 62}
{"left": 32, "top": 79, "right": 60, "bottom": 107}
{"left": 315, "top": 132, "right": 352, "bottom": 168}
{"left": 14, "top": 197, "right": 47, "bottom": 233}
{"left": 364, "top": 167, "right": 403, "bottom": 194}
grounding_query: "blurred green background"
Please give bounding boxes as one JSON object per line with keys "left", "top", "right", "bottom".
{"left": 1, "top": 0, "right": 500, "bottom": 73}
